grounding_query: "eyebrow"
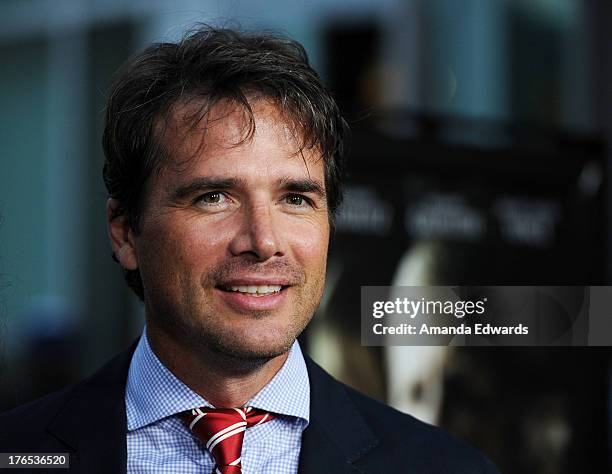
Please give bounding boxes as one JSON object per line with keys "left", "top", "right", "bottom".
{"left": 169, "top": 177, "right": 236, "bottom": 201}
{"left": 277, "top": 177, "right": 326, "bottom": 198}
{"left": 169, "top": 176, "right": 326, "bottom": 201}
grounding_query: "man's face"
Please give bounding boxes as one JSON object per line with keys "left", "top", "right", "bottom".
{"left": 131, "top": 99, "right": 329, "bottom": 360}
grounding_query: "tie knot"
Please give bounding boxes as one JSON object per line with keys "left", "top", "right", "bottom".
{"left": 181, "top": 407, "right": 274, "bottom": 474}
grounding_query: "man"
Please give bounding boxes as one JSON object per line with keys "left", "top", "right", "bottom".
{"left": 0, "top": 27, "right": 499, "bottom": 473}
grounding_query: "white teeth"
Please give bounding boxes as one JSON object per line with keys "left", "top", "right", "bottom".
{"left": 229, "top": 285, "right": 282, "bottom": 294}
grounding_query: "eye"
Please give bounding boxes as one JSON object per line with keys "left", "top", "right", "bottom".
{"left": 284, "top": 194, "right": 309, "bottom": 207}
{"left": 195, "top": 191, "right": 227, "bottom": 205}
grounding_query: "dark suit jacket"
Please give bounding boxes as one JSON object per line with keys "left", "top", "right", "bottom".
{"left": 0, "top": 341, "right": 499, "bottom": 473}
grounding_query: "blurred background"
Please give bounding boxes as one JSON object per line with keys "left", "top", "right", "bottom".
{"left": 0, "top": 0, "right": 611, "bottom": 472}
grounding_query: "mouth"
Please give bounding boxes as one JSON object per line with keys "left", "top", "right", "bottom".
{"left": 214, "top": 281, "right": 292, "bottom": 312}
{"left": 217, "top": 284, "right": 288, "bottom": 297}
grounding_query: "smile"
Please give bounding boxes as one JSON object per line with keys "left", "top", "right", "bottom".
{"left": 216, "top": 284, "right": 289, "bottom": 312}
{"left": 227, "top": 285, "right": 282, "bottom": 296}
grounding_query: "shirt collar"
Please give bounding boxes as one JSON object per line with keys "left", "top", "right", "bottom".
{"left": 126, "top": 328, "right": 310, "bottom": 431}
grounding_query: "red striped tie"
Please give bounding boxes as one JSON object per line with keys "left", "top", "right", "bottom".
{"left": 181, "top": 407, "right": 274, "bottom": 474}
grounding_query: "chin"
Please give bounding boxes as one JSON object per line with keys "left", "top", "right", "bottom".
{"left": 188, "top": 319, "right": 297, "bottom": 360}
{"left": 204, "top": 336, "right": 294, "bottom": 366}
{"left": 226, "top": 331, "right": 296, "bottom": 358}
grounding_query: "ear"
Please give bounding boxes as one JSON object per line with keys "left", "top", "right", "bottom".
{"left": 106, "top": 198, "right": 139, "bottom": 270}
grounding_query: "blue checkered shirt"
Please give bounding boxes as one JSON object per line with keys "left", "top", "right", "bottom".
{"left": 125, "top": 329, "right": 310, "bottom": 473}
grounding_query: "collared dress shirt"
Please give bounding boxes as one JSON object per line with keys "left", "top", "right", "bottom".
{"left": 125, "top": 329, "right": 310, "bottom": 473}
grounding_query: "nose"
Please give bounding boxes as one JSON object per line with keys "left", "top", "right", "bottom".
{"left": 228, "top": 202, "right": 285, "bottom": 261}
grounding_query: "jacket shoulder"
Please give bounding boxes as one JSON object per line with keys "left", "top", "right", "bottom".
{"left": 0, "top": 382, "right": 86, "bottom": 454}
{"left": 0, "top": 383, "right": 81, "bottom": 432}
{"left": 304, "top": 355, "right": 499, "bottom": 473}
{"left": 0, "top": 341, "right": 136, "bottom": 451}
{"left": 343, "top": 383, "right": 500, "bottom": 473}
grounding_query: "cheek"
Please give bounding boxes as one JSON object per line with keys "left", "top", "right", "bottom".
{"left": 137, "top": 219, "right": 229, "bottom": 280}
{"left": 287, "top": 220, "right": 329, "bottom": 270}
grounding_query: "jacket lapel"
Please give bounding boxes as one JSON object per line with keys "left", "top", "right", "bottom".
{"left": 46, "top": 342, "right": 137, "bottom": 474}
{"left": 299, "top": 356, "right": 379, "bottom": 474}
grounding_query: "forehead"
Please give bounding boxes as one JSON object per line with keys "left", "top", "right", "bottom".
{"left": 156, "top": 98, "right": 324, "bottom": 186}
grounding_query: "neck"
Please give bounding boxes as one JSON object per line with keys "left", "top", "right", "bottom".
{"left": 145, "top": 325, "right": 289, "bottom": 407}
